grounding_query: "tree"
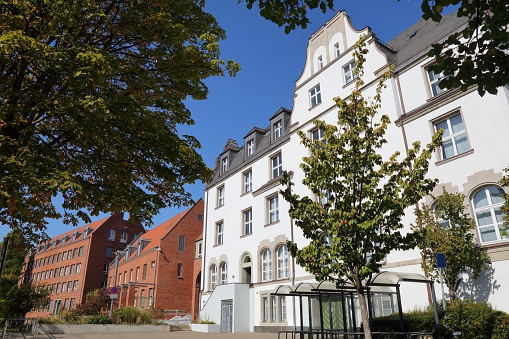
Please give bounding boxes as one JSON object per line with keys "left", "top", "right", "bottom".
{"left": 243, "top": 0, "right": 509, "bottom": 96}
{"left": 0, "top": 284, "right": 50, "bottom": 319}
{"left": 501, "top": 167, "right": 509, "bottom": 230}
{"left": 0, "top": 0, "right": 239, "bottom": 241}
{"left": 280, "top": 37, "right": 442, "bottom": 339}
{"left": 75, "top": 288, "right": 111, "bottom": 315}
{"left": 414, "top": 189, "right": 490, "bottom": 301}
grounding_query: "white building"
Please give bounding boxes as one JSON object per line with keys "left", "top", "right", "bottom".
{"left": 200, "top": 10, "right": 509, "bottom": 333}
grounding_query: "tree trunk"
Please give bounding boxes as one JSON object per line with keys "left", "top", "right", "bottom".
{"left": 356, "top": 285, "right": 372, "bottom": 339}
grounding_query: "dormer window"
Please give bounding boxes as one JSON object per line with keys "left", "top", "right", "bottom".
{"left": 273, "top": 120, "right": 282, "bottom": 140}
{"left": 62, "top": 237, "right": 66, "bottom": 245}
{"left": 246, "top": 139, "right": 254, "bottom": 157}
{"left": 221, "top": 157, "right": 228, "bottom": 173}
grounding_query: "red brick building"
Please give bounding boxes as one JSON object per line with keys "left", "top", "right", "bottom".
{"left": 20, "top": 213, "right": 145, "bottom": 317}
{"left": 108, "top": 199, "right": 203, "bottom": 319}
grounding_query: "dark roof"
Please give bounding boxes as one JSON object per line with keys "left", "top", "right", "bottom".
{"left": 386, "top": 11, "right": 468, "bottom": 69}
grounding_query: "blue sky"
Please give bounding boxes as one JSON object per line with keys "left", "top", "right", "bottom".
{"left": 1, "top": 0, "right": 451, "bottom": 241}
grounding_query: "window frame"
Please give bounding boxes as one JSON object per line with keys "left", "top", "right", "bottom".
{"left": 317, "top": 55, "right": 323, "bottom": 70}
{"left": 221, "top": 157, "right": 228, "bottom": 173}
{"left": 246, "top": 139, "right": 254, "bottom": 157}
{"left": 107, "top": 229, "right": 115, "bottom": 241}
{"left": 433, "top": 112, "right": 470, "bottom": 161}
{"left": 217, "top": 185, "right": 225, "bottom": 207}
{"left": 472, "top": 185, "right": 507, "bottom": 243}
{"left": 219, "top": 262, "right": 228, "bottom": 285}
{"left": 210, "top": 264, "right": 217, "bottom": 290}
{"left": 243, "top": 170, "right": 253, "bottom": 194}
{"left": 309, "top": 84, "right": 322, "bottom": 108}
{"left": 273, "top": 120, "right": 283, "bottom": 140}
{"left": 261, "top": 248, "right": 272, "bottom": 282}
{"left": 343, "top": 60, "right": 357, "bottom": 84}
{"left": 427, "top": 67, "right": 446, "bottom": 97}
{"left": 267, "top": 195, "right": 280, "bottom": 224}
{"left": 276, "top": 245, "right": 289, "bottom": 279}
{"left": 271, "top": 153, "right": 283, "bottom": 179}
{"left": 243, "top": 208, "right": 253, "bottom": 236}
{"left": 215, "top": 221, "right": 224, "bottom": 245}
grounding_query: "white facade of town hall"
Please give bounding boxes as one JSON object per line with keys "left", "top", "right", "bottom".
{"left": 199, "top": 10, "right": 509, "bottom": 332}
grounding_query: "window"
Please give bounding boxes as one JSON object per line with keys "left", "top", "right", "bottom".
{"left": 334, "top": 42, "right": 340, "bottom": 57}
{"left": 222, "top": 157, "right": 228, "bottom": 173}
{"left": 261, "top": 249, "right": 272, "bottom": 281}
{"left": 243, "top": 209, "right": 253, "bottom": 235}
{"left": 271, "top": 153, "right": 282, "bottom": 179}
{"left": 124, "top": 271, "right": 127, "bottom": 283}
{"left": 273, "top": 120, "right": 282, "bottom": 140}
{"left": 317, "top": 55, "right": 323, "bottom": 70}
{"left": 473, "top": 186, "right": 507, "bottom": 243}
{"left": 215, "top": 221, "right": 224, "bottom": 245}
{"left": 220, "top": 262, "right": 227, "bottom": 285}
{"left": 72, "top": 248, "right": 77, "bottom": 258}
{"left": 151, "top": 261, "right": 155, "bottom": 268}
{"left": 59, "top": 267, "right": 64, "bottom": 276}
{"left": 280, "top": 296, "right": 287, "bottom": 321}
{"left": 177, "top": 263, "right": 183, "bottom": 278}
{"left": 263, "top": 297, "right": 269, "bottom": 322}
{"left": 309, "top": 84, "right": 321, "bottom": 107}
{"left": 434, "top": 113, "right": 470, "bottom": 160}
{"left": 178, "top": 235, "right": 186, "bottom": 252}
{"left": 149, "top": 289, "right": 154, "bottom": 307}
{"left": 136, "top": 267, "right": 140, "bottom": 281}
{"left": 312, "top": 127, "right": 325, "bottom": 143}
{"left": 142, "top": 264, "right": 147, "bottom": 280}
{"left": 67, "top": 250, "right": 72, "bottom": 259}
{"left": 67, "top": 281, "right": 72, "bottom": 292}
{"left": 246, "top": 139, "right": 254, "bottom": 156}
{"left": 129, "top": 269, "right": 133, "bottom": 282}
{"left": 108, "top": 229, "right": 115, "bottom": 241}
{"left": 73, "top": 280, "right": 78, "bottom": 291}
{"left": 244, "top": 170, "right": 253, "bottom": 193}
{"left": 78, "top": 246, "right": 83, "bottom": 257}
{"left": 343, "top": 60, "right": 357, "bottom": 84}
{"left": 210, "top": 265, "right": 217, "bottom": 290}
{"left": 70, "top": 264, "right": 75, "bottom": 275}
{"left": 62, "top": 282, "right": 67, "bottom": 293}
{"left": 277, "top": 245, "right": 289, "bottom": 279}
{"left": 105, "top": 247, "right": 113, "bottom": 258}
{"left": 103, "top": 264, "right": 109, "bottom": 274}
{"left": 268, "top": 195, "right": 280, "bottom": 224}
{"left": 141, "top": 290, "right": 145, "bottom": 309}
{"left": 76, "top": 263, "right": 81, "bottom": 274}
{"left": 195, "top": 241, "right": 203, "bottom": 258}
{"left": 120, "top": 231, "right": 128, "bottom": 243}
{"left": 271, "top": 296, "right": 277, "bottom": 322}
{"left": 65, "top": 266, "right": 69, "bottom": 276}
{"left": 70, "top": 298, "right": 75, "bottom": 310}
{"left": 217, "top": 186, "right": 225, "bottom": 207}
{"left": 427, "top": 68, "right": 445, "bottom": 96}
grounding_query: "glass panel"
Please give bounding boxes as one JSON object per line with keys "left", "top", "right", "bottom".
{"left": 450, "top": 114, "right": 465, "bottom": 134}
{"left": 432, "top": 83, "right": 443, "bottom": 96}
{"left": 454, "top": 134, "right": 469, "bottom": 154}
{"left": 494, "top": 208, "right": 504, "bottom": 223}
{"left": 489, "top": 186, "right": 504, "bottom": 204}
{"left": 480, "top": 226, "right": 497, "bottom": 242}
{"left": 442, "top": 140, "right": 455, "bottom": 159}
{"left": 476, "top": 211, "right": 493, "bottom": 226}
{"left": 436, "top": 120, "right": 450, "bottom": 137}
{"left": 473, "top": 190, "right": 489, "bottom": 208}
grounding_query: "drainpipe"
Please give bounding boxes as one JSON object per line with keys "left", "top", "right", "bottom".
{"left": 290, "top": 211, "right": 297, "bottom": 332}
{"left": 153, "top": 247, "right": 161, "bottom": 309}
{"left": 199, "top": 189, "right": 210, "bottom": 315}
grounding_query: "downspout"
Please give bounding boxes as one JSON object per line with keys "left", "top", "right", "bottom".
{"left": 395, "top": 73, "right": 433, "bottom": 304}
{"left": 153, "top": 246, "right": 161, "bottom": 309}
{"left": 199, "top": 189, "right": 210, "bottom": 314}
{"left": 290, "top": 205, "right": 297, "bottom": 332}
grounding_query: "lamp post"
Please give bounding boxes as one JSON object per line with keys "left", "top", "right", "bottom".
{"left": 109, "top": 250, "right": 125, "bottom": 317}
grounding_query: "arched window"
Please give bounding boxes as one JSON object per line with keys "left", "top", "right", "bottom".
{"left": 210, "top": 264, "right": 217, "bottom": 290}
{"left": 261, "top": 249, "right": 272, "bottom": 281}
{"left": 220, "top": 262, "right": 228, "bottom": 285}
{"left": 472, "top": 185, "right": 507, "bottom": 243}
{"left": 276, "top": 245, "right": 288, "bottom": 279}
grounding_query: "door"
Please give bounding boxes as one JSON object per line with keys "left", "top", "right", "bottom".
{"left": 220, "top": 299, "right": 233, "bottom": 332}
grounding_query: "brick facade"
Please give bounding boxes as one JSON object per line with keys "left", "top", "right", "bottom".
{"left": 108, "top": 199, "right": 204, "bottom": 318}
{"left": 21, "top": 213, "right": 145, "bottom": 317}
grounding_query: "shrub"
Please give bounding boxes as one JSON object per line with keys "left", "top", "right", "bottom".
{"left": 115, "top": 306, "right": 140, "bottom": 324}
{"left": 446, "top": 299, "right": 495, "bottom": 338}
{"left": 86, "top": 314, "right": 112, "bottom": 324}
{"left": 491, "top": 311, "right": 509, "bottom": 339}
{"left": 194, "top": 314, "right": 215, "bottom": 324}
{"left": 138, "top": 310, "right": 152, "bottom": 324}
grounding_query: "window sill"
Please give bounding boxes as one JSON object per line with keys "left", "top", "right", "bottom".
{"left": 435, "top": 149, "right": 474, "bottom": 166}
{"left": 264, "top": 221, "right": 280, "bottom": 228}
{"left": 342, "top": 78, "right": 357, "bottom": 89}
{"left": 215, "top": 205, "right": 224, "bottom": 210}
{"left": 308, "top": 102, "right": 322, "bottom": 111}
{"left": 240, "top": 190, "right": 252, "bottom": 197}
{"left": 240, "top": 233, "right": 253, "bottom": 239}
{"left": 213, "top": 243, "right": 223, "bottom": 248}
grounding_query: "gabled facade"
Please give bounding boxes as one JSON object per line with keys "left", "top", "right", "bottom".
{"left": 107, "top": 199, "right": 204, "bottom": 319}
{"left": 201, "top": 10, "right": 509, "bottom": 333}
{"left": 20, "top": 213, "right": 145, "bottom": 317}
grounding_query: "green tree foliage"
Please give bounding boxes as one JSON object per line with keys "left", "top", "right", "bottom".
{"left": 243, "top": 0, "right": 508, "bottom": 96}
{"left": 0, "top": 283, "right": 50, "bottom": 318}
{"left": 75, "top": 288, "right": 111, "bottom": 315}
{"left": 0, "top": 0, "right": 239, "bottom": 241}
{"left": 414, "top": 189, "right": 490, "bottom": 301}
{"left": 500, "top": 167, "right": 509, "bottom": 229}
{"left": 280, "top": 37, "right": 442, "bottom": 339}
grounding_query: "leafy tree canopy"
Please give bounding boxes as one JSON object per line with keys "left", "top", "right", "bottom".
{"left": 1, "top": 0, "right": 239, "bottom": 241}
{"left": 413, "top": 188, "right": 490, "bottom": 301}
{"left": 280, "top": 37, "right": 442, "bottom": 339}
{"left": 242, "top": 0, "right": 508, "bottom": 96}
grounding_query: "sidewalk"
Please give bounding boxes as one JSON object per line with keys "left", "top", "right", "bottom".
{"left": 3, "top": 331, "right": 280, "bottom": 339}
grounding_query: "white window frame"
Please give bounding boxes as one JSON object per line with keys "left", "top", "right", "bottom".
{"left": 220, "top": 262, "right": 228, "bottom": 285}
{"left": 244, "top": 170, "right": 253, "bottom": 193}
{"left": 243, "top": 208, "right": 253, "bottom": 235}
{"left": 271, "top": 295, "right": 277, "bottom": 322}
{"left": 217, "top": 186, "right": 225, "bottom": 207}
{"left": 317, "top": 55, "right": 323, "bottom": 70}
{"left": 334, "top": 42, "right": 340, "bottom": 58}
{"left": 268, "top": 195, "right": 280, "bottom": 224}
{"left": 309, "top": 84, "right": 321, "bottom": 108}
{"left": 271, "top": 153, "right": 282, "bottom": 179}
{"left": 120, "top": 231, "right": 128, "bottom": 243}
{"left": 276, "top": 245, "right": 289, "bottom": 279}
{"left": 261, "top": 249, "right": 272, "bottom": 281}
{"left": 263, "top": 297, "right": 269, "bottom": 323}
{"left": 427, "top": 68, "right": 445, "bottom": 96}
{"left": 216, "top": 221, "right": 224, "bottom": 245}
{"left": 246, "top": 139, "right": 254, "bottom": 156}
{"left": 210, "top": 264, "right": 217, "bottom": 290}
{"left": 107, "top": 229, "right": 115, "bottom": 241}
{"left": 343, "top": 60, "right": 356, "bottom": 84}
{"left": 280, "top": 296, "right": 287, "bottom": 322}
{"left": 434, "top": 113, "right": 470, "bottom": 160}
{"left": 221, "top": 157, "right": 228, "bottom": 173}
{"left": 472, "top": 186, "right": 507, "bottom": 243}
{"left": 273, "top": 120, "right": 282, "bottom": 140}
